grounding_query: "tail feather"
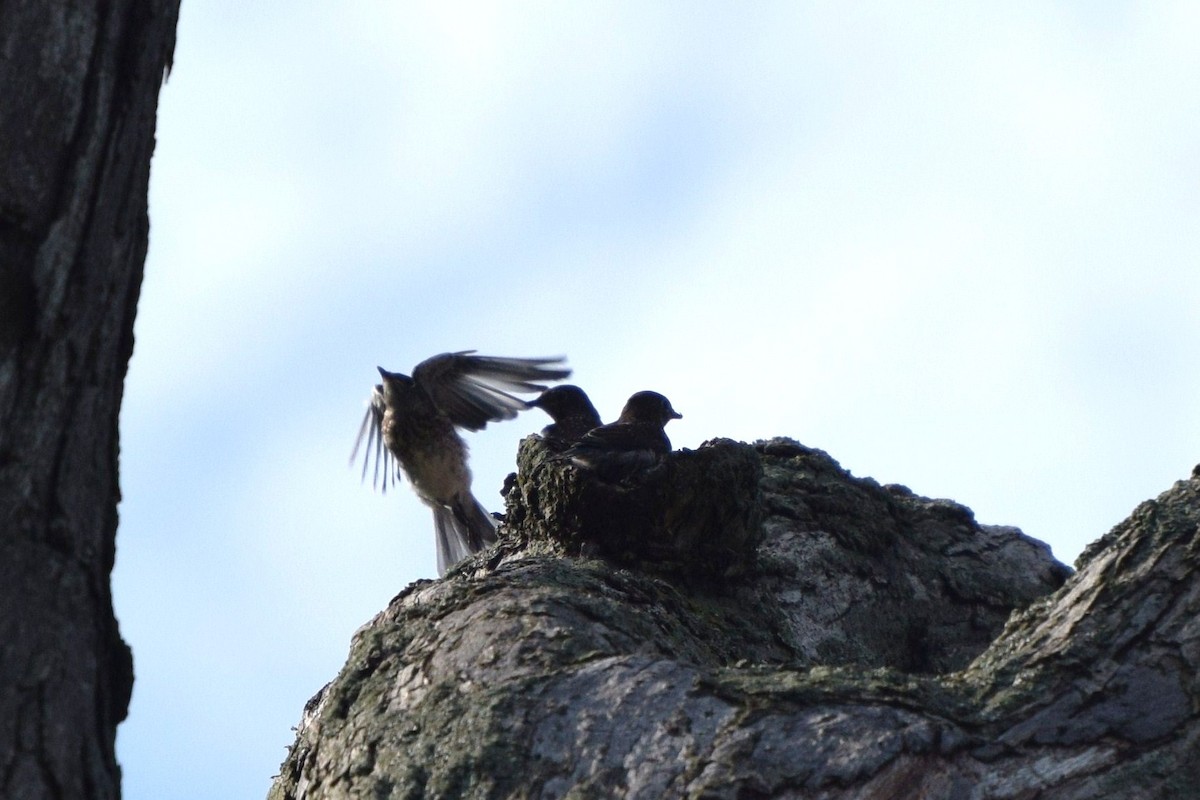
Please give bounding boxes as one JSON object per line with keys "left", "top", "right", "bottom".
{"left": 432, "top": 508, "right": 474, "bottom": 577}
{"left": 432, "top": 494, "right": 498, "bottom": 576}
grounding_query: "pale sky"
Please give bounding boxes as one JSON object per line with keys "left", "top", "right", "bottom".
{"left": 114, "top": 3, "right": 1200, "bottom": 798}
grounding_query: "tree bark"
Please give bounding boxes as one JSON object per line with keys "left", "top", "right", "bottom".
{"left": 270, "top": 438, "right": 1199, "bottom": 799}
{"left": 0, "top": 2, "right": 179, "bottom": 798}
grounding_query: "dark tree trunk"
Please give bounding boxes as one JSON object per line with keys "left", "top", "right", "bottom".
{"left": 270, "top": 439, "right": 1200, "bottom": 799}
{"left": 0, "top": 2, "right": 179, "bottom": 798}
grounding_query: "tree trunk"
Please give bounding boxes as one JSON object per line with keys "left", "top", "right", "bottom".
{"left": 271, "top": 438, "right": 1199, "bottom": 798}
{"left": 0, "top": 2, "right": 179, "bottom": 798}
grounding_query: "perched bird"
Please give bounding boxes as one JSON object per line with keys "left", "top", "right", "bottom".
{"left": 527, "top": 384, "right": 603, "bottom": 446}
{"left": 566, "top": 390, "right": 682, "bottom": 480}
{"left": 352, "top": 351, "right": 570, "bottom": 575}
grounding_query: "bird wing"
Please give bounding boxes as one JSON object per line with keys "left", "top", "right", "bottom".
{"left": 567, "top": 421, "right": 672, "bottom": 461}
{"left": 565, "top": 422, "right": 669, "bottom": 481}
{"left": 413, "top": 351, "right": 572, "bottom": 431}
{"left": 350, "top": 385, "right": 401, "bottom": 491}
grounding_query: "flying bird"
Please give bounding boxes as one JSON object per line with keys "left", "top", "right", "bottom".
{"left": 527, "top": 384, "right": 603, "bottom": 446}
{"left": 566, "top": 390, "right": 682, "bottom": 479}
{"left": 352, "top": 351, "right": 570, "bottom": 575}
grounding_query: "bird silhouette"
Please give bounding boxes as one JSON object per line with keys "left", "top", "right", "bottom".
{"left": 528, "top": 384, "right": 603, "bottom": 446}
{"left": 566, "top": 390, "right": 681, "bottom": 480}
{"left": 353, "top": 351, "right": 570, "bottom": 575}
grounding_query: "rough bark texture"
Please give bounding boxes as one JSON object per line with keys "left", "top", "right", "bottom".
{"left": 0, "top": 2, "right": 179, "bottom": 798}
{"left": 267, "top": 437, "right": 1200, "bottom": 799}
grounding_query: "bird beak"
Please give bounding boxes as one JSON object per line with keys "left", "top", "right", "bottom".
{"left": 671, "top": 410, "right": 683, "bottom": 419}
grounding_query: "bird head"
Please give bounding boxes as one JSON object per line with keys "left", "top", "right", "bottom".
{"left": 619, "top": 391, "right": 682, "bottom": 426}
{"left": 376, "top": 366, "right": 416, "bottom": 402}
{"left": 528, "top": 385, "right": 591, "bottom": 417}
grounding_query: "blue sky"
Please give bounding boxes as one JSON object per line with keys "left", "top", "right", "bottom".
{"left": 114, "top": 3, "right": 1200, "bottom": 798}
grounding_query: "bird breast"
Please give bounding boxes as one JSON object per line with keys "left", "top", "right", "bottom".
{"left": 382, "top": 412, "right": 473, "bottom": 507}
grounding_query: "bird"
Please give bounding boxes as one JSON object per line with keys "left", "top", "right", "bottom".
{"left": 352, "top": 351, "right": 570, "bottom": 575}
{"left": 566, "top": 390, "right": 682, "bottom": 480}
{"left": 527, "top": 384, "right": 602, "bottom": 446}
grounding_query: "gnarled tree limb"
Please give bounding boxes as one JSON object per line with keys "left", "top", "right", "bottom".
{"left": 271, "top": 439, "right": 1197, "bottom": 798}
